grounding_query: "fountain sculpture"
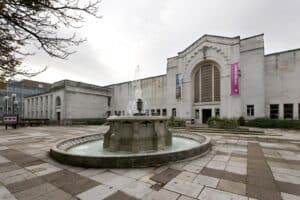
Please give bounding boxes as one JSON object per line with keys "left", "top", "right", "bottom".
{"left": 103, "top": 98, "right": 172, "bottom": 153}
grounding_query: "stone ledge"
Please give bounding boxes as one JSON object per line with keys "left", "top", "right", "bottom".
{"left": 50, "top": 132, "right": 211, "bottom": 168}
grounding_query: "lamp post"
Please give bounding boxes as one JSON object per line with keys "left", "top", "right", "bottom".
{"left": 3, "top": 96, "right": 9, "bottom": 114}
{"left": 11, "top": 93, "right": 16, "bottom": 114}
{"left": 13, "top": 100, "right": 18, "bottom": 114}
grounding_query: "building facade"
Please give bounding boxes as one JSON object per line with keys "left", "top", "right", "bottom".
{"left": 24, "top": 34, "right": 300, "bottom": 124}
{"left": 0, "top": 79, "right": 50, "bottom": 118}
{"left": 24, "top": 80, "right": 111, "bottom": 123}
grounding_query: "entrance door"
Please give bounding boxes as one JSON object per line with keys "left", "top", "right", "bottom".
{"left": 56, "top": 112, "right": 61, "bottom": 121}
{"left": 202, "top": 109, "right": 212, "bottom": 124}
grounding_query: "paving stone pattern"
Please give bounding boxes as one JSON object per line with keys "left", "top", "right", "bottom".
{"left": 0, "top": 125, "right": 299, "bottom": 199}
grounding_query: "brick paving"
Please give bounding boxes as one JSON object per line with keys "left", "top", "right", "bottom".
{"left": 0, "top": 126, "right": 299, "bottom": 199}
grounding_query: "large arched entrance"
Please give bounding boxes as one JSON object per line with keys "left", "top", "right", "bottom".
{"left": 192, "top": 61, "right": 221, "bottom": 123}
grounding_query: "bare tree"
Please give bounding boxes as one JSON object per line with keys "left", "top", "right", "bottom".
{"left": 0, "top": 0, "right": 101, "bottom": 81}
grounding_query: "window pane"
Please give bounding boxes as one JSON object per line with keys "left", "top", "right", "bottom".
{"left": 201, "top": 64, "right": 212, "bottom": 102}
{"left": 172, "top": 108, "right": 176, "bottom": 117}
{"left": 214, "top": 65, "right": 220, "bottom": 101}
{"left": 176, "top": 74, "right": 182, "bottom": 99}
{"left": 270, "top": 104, "right": 279, "bottom": 119}
{"left": 247, "top": 105, "right": 254, "bottom": 116}
{"left": 194, "top": 70, "right": 200, "bottom": 102}
{"left": 284, "top": 104, "right": 293, "bottom": 119}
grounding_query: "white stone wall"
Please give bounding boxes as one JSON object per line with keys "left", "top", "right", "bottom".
{"left": 109, "top": 75, "right": 167, "bottom": 115}
{"left": 65, "top": 91, "right": 108, "bottom": 119}
{"left": 240, "top": 35, "right": 266, "bottom": 119}
{"left": 265, "top": 49, "right": 300, "bottom": 119}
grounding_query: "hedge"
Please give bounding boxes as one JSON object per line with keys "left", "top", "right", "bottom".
{"left": 207, "top": 117, "right": 239, "bottom": 129}
{"left": 168, "top": 116, "right": 186, "bottom": 127}
{"left": 246, "top": 118, "right": 300, "bottom": 129}
{"left": 70, "top": 118, "right": 106, "bottom": 125}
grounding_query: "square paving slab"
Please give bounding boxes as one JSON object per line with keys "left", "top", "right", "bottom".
{"left": 0, "top": 126, "right": 300, "bottom": 200}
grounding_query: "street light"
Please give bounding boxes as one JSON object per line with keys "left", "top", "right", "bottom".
{"left": 13, "top": 100, "right": 18, "bottom": 114}
{"left": 3, "top": 96, "right": 9, "bottom": 114}
{"left": 11, "top": 93, "right": 16, "bottom": 114}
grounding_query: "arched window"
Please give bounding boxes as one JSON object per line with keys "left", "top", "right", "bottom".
{"left": 55, "top": 96, "right": 61, "bottom": 106}
{"left": 194, "top": 62, "right": 220, "bottom": 103}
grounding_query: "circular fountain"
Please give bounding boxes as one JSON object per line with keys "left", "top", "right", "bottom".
{"left": 50, "top": 69, "right": 211, "bottom": 168}
{"left": 50, "top": 98, "right": 211, "bottom": 168}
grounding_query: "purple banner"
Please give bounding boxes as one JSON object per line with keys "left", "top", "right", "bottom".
{"left": 231, "top": 63, "right": 239, "bottom": 96}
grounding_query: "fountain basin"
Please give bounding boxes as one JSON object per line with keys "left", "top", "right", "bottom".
{"left": 50, "top": 131, "right": 211, "bottom": 168}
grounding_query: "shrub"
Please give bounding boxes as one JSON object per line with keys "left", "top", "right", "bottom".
{"left": 238, "top": 116, "right": 246, "bottom": 126}
{"left": 71, "top": 118, "right": 106, "bottom": 125}
{"left": 168, "top": 116, "right": 185, "bottom": 127}
{"left": 246, "top": 118, "right": 300, "bottom": 129}
{"left": 208, "top": 117, "right": 238, "bottom": 129}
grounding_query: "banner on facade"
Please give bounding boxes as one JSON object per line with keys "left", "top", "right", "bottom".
{"left": 231, "top": 63, "right": 239, "bottom": 96}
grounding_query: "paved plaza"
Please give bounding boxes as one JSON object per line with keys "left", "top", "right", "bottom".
{"left": 0, "top": 126, "right": 299, "bottom": 200}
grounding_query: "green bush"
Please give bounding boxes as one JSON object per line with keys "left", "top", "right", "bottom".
{"left": 71, "top": 118, "right": 106, "bottom": 125}
{"left": 246, "top": 118, "right": 300, "bottom": 129}
{"left": 238, "top": 116, "right": 246, "bottom": 126}
{"left": 168, "top": 116, "right": 185, "bottom": 127}
{"left": 207, "top": 117, "right": 238, "bottom": 129}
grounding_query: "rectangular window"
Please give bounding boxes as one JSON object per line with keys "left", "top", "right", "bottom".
{"left": 151, "top": 109, "right": 155, "bottom": 116}
{"left": 270, "top": 104, "right": 279, "bottom": 119}
{"left": 247, "top": 105, "right": 254, "bottom": 117}
{"left": 107, "top": 97, "right": 111, "bottom": 107}
{"left": 156, "top": 109, "right": 161, "bottom": 116}
{"left": 162, "top": 109, "right": 167, "bottom": 116}
{"left": 172, "top": 108, "right": 176, "bottom": 117}
{"left": 176, "top": 74, "right": 182, "bottom": 99}
{"left": 298, "top": 104, "right": 300, "bottom": 119}
{"left": 195, "top": 109, "right": 199, "bottom": 119}
{"left": 284, "top": 104, "right": 293, "bottom": 119}
{"left": 215, "top": 108, "right": 220, "bottom": 117}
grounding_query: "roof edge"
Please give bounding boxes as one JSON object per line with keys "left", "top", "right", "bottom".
{"left": 265, "top": 47, "right": 300, "bottom": 57}
{"left": 241, "top": 33, "right": 264, "bottom": 41}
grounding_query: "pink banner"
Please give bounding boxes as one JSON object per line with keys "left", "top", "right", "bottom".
{"left": 231, "top": 63, "right": 239, "bottom": 96}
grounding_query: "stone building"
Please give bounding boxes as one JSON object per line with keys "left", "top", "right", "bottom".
{"left": 24, "top": 34, "right": 300, "bottom": 124}
{"left": 0, "top": 79, "right": 50, "bottom": 118}
{"left": 24, "top": 80, "right": 111, "bottom": 123}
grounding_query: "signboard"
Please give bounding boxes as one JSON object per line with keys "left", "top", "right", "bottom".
{"left": 3, "top": 114, "right": 18, "bottom": 125}
{"left": 231, "top": 63, "right": 239, "bottom": 96}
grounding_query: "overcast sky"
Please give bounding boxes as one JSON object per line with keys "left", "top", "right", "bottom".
{"left": 22, "top": 0, "right": 300, "bottom": 86}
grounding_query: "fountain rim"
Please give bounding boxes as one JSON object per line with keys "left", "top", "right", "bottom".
{"left": 49, "top": 131, "right": 211, "bottom": 168}
{"left": 107, "top": 116, "right": 169, "bottom": 121}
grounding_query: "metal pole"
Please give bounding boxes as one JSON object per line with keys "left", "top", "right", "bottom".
{"left": 5, "top": 99, "right": 7, "bottom": 114}
{"left": 12, "top": 97, "right": 15, "bottom": 114}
